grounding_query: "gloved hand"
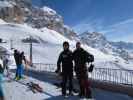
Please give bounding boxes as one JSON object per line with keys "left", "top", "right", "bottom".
{"left": 55, "top": 69, "right": 60, "bottom": 73}
{"left": 88, "top": 64, "right": 94, "bottom": 72}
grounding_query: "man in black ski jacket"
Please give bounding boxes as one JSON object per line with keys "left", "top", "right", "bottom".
{"left": 19, "top": 52, "right": 26, "bottom": 66}
{"left": 18, "top": 51, "right": 26, "bottom": 79}
{"left": 14, "top": 50, "right": 20, "bottom": 66}
{"left": 73, "top": 42, "right": 94, "bottom": 98}
{"left": 14, "top": 49, "right": 20, "bottom": 79}
{"left": 55, "top": 41, "right": 73, "bottom": 96}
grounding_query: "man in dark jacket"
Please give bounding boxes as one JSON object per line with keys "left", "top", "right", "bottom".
{"left": 55, "top": 41, "right": 73, "bottom": 97}
{"left": 73, "top": 42, "right": 94, "bottom": 98}
{"left": 19, "top": 51, "right": 26, "bottom": 79}
{"left": 14, "top": 49, "right": 20, "bottom": 79}
{"left": 14, "top": 50, "right": 26, "bottom": 80}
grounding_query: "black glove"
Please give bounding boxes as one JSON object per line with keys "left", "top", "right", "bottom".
{"left": 55, "top": 69, "right": 61, "bottom": 74}
{"left": 55, "top": 69, "right": 59, "bottom": 73}
{"left": 88, "top": 64, "right": 94, "bottom": 72}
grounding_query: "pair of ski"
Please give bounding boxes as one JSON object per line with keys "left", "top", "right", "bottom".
{"left": 26, "top": 82, "right": 43, "bottom": 93}
{"left": 14, "top": 78, "right": 44, "bottom": 93}
{"left": 7, "top": 74, "right": 44, "bottom": 94}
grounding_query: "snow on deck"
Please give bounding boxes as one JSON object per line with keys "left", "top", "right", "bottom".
{"left": 3, "top": 77, "right": 61, "bottom": 100}
{"left": 3, "top": 74, "right": 79, "bottom": 100}
{"left": 2, "top": 72, "right": 133, "bottom": 100}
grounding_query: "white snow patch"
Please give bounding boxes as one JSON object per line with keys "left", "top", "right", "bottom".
{"left": 42, "top": 6, "right": 56, "bottom": 15}
{"left": 0, "top": 1, "right": 13, "bottom": 8}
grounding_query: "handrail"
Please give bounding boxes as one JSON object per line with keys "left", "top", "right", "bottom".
{"left": 31, "top": 63, "right": 133, "bottom": 87}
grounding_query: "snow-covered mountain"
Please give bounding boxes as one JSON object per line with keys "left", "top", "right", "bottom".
{"left": 0, "top": 0, "right": 77, "bottom": 39}
{"left": 0, "top": 20, "right": 109, "bottom": 62}
{"left": 79, "top": 32, "right": 113, "bottom": 53}
{"left": 79, "top": 31, "right": 132, "bottom": 61}
{"left": 110, "top": 41, "right": 133, "bottom": 53}
{"left": 0, "top": 19, "right": 132, "bottom": 70}
{"left": 29, "top": 6, "right": 76, "bottom": 38}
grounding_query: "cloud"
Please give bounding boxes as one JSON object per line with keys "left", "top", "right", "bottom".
{"left": 73, "top": 18, "right": 104, "bottom": 34}
{"left": 100, "top": 18, "right": 133, "bottom": 42}
{"left": 73, "top": 18, "right": 133, "bottom": 43}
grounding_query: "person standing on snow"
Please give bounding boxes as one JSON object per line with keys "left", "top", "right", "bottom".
{"left": 55, "top": 41, "right": 74, "bottom": 97}
{"left": 73, "top": 42, "right": 94, "bottom": 99}
{"left": 14, "top": 50, "right": 26, "bottom": 80}
{"left": 0, "top": 57, "right": 5, "bottom": 100}
{"left": 14, "top": 49, "right": 20, "bottom": 80}
{"left": 19, "top": 51, "right": 26, "bottom": 79}
{"left": 3, "top": 55, "right": 10, "bottom": 77}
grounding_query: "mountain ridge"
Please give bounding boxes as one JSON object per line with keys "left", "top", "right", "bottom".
{"left": 79, "top": 31, "right": 133, "bottom": 60}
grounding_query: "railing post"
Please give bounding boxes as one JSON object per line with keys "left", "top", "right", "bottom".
{"left": 131, "top": 72, "right": 133, "bottom": 87}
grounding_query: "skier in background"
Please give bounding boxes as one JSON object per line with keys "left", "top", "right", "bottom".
{"left": 73, "top": 42, "right": 94, "bottom": 99}
{"left": 14, "top": 49, "right": 20, "bottom": 80}
{"left": 0, "top": 57, "right": 5, "bottom": 100}
{"left": 3, "top": 55, "right": 10, "bottom": 77}
{"left": 19, "top": 51, "right": 26, "bottom": 79}
{"left": 55, "top": 41, "right": 74, "bottom": 97}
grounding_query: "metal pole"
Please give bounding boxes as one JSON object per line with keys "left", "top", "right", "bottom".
{"left": 30, "top": 36, "right": 33, "bottom": 67}
{"left": 10, "top": 39, "right": 13, "bottom": 50}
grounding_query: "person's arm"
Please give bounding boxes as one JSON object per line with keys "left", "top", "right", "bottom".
{"left": 69, "top": 51, "right": 73, "bottom": 61}
{"left": 23, "top": 56, "right": 27, "bottom": 64}
{"left": 55, "top": 53, "right": 62, "bottom": 73}
{"left": 72, "top": 51, "right": 76, "bottom": 72}
{"left": 84, "top": 50, "right": 94, "bottom": 63}
{"left": 70, "top": 51, "right": 74, "bottom": 72}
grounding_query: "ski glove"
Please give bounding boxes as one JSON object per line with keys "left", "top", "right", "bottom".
{"left": 55, "top": 69, "right": 60, "bottom": 73}
{"left": 88, "top": 64, "right": 94, "bottom": 72}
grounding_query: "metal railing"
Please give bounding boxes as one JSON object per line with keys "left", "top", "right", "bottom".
{"left": 31, "top": 63, "right": 57, "bottom": 72}
{"left": 31, "top": 63, "right": 133, "bottom": 87}
{"left": 91, "top": 68, "right": 133, "bottom": 86}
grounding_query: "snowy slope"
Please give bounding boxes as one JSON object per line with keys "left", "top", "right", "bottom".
{"left": 0, "top": 20, "right": 112, "bottom": 60}
{"left": 42, "top": 6, "right": 57, "bottom": 15}
{"left": 0, "top": 19, "right": 132, "bottom": 70}
{"left": 0, "top": 19, "right": 133, "bottom": 100}
{"left": 0, "top": 19, "right": 6, "bottom": 24}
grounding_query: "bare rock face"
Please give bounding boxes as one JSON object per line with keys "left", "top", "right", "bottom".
{"left": 0, "top": 0, "right": 16, "bottom": 22}
{"left": 0, "top": 0, "right": 31, "bottom": 23}
{"left": 26, "top": 6, "right": 77, "bottom": 37}
{"left": 28, "top": 6, "right": 63, "bottom": 32}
